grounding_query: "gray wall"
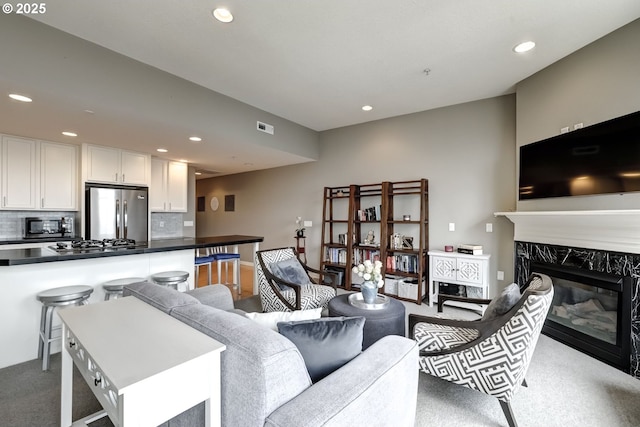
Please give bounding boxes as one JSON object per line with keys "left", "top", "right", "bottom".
{"left": 197, "top": 18, "right": 640, "bottom": 297}
{"left": 197, "top": 95, "right": 517, "bottom": 296}
{"left": 516, "top": 18, "right": 640, "bottom": 212}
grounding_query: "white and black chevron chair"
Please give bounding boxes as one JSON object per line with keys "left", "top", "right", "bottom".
{"left": 409, "top": 273, "right": 554, "bottom": 427}
{"left": 255, "top": 247, "right": 338, "bottom": 312}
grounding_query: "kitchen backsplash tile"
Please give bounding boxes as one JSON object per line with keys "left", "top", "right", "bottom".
{"left": 150, "top": 213, "right": 184, "bottom": 239}
{"left": 0, "top": 211, "right": 79, "bottom": 239}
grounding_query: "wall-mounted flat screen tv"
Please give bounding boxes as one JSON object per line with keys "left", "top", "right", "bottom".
{"left": 519, "top": 110, "right": 640, "bottom": 200}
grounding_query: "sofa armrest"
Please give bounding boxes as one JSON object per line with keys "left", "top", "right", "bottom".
{"left": 186, "top": 285, "right": 235, "bottom": 311}
{"left": 264, "top": 335, "right": 418, "bottom": 427}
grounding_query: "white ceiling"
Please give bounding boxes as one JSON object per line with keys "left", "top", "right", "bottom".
{"left": 2, "top": 1, "right": 640, "bottom": 176}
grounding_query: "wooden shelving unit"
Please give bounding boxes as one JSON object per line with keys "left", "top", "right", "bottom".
{"left": 320, "top": 179, "right": 429, "bottom": 304}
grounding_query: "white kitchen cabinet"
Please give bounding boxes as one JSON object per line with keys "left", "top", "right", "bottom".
{"left": 1, "top": 135, "right": 37, "bottom": 209}
{"left": 40, "top": 141, "right": 78, "bottom": 210}
{"left": 84, "top": 144, "right": 150, "bottom": 186}
{"left": 1, "top": 136, "right": 79, "bottom": 211}
{"left": 150, "top": 158, "right": 188, "bottom": 212}
{"left": 427, "top": 250, "right": 491, "bottom": 308}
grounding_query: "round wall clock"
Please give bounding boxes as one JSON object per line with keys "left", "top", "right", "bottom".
{"left": 210, "top": 196, "right": 219, "bottom": 211}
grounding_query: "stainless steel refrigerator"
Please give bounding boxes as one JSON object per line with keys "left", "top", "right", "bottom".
{"left": 85, "top": 184, "right": 148, "bottom": 242}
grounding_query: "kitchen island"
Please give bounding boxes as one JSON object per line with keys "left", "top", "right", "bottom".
{"left": 0, "top": 235, "right": 263, "bottom": 369}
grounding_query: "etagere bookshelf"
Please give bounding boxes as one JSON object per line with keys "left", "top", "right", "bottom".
{"left": 320, "top": 179, "right": 429, "bottom": 304}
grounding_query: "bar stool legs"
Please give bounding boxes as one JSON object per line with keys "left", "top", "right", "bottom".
{"left": 36, "top": 285, "right": 93, "bottom": 371}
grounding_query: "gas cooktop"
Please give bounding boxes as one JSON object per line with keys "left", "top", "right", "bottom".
{"left": 49, "top": 239, "right": 143, "bottom": 253}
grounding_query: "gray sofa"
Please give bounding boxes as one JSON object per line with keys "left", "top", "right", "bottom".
{"left": 123, "top": 281, "right": 419, "bottom": 427}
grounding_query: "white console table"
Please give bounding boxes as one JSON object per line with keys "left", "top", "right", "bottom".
{"left": 58, "top": 296, "right": 226, "bottom": 427}
{"left": 428, "top": 250, "right": 491, "bottom": 310}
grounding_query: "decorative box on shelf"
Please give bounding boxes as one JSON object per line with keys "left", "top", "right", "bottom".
{"left": 383, "top": 276, "right": 401, "bottom": 296}
{"left": 398, "top": 278, "right": 426, "bottom": 300}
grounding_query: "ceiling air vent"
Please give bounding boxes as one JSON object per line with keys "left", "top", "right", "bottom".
{"left": 257, "top": 121, "right": 274, "bottom": 135}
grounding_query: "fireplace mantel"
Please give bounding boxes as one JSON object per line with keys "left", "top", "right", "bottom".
{"left": 494, "top": 210, "right": 640, "bottom": 254}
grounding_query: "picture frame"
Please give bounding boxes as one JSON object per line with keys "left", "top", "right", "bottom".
{"left": 402, "top": 236, "right": 414, "bottom": 249}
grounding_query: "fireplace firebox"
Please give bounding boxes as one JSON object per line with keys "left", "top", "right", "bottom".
{"left": 531, "top": 262, "right": 631, "bottom": 372}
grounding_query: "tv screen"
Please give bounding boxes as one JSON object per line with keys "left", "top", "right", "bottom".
{"left": 519, "top": 110, "right": 640, "bottom": 200}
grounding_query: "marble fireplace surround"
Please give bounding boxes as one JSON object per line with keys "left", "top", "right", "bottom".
{"left": 495, "top": 210, "right": 640, "bottom": 378}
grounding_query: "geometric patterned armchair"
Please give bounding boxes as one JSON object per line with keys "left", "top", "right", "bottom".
{"left": 255, "top": 247, "right": 337, "bottom": 312}
{"left": 409, "top": 273, "right": 554, "bottom": 427}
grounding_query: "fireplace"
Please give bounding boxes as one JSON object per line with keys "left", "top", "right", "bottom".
{"left": 531, "top": 261, "right": 631, "bottom": 372}
{"left": 513, "top": 241, "right": 640, "bottom": 377}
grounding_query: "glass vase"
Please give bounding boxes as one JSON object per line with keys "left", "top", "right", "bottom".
{"left": 361, "top": 281, "right": 378, "bottom": 304}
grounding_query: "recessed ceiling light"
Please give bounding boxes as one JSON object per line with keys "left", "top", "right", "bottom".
{"left": 362, "top": 105, "right": 373, "bottom": 111}
{"left": 195, "top": 172, "right": 202, "bottom": 176}
{"left": 513, "top": 41, "right": 536, "bottom": 53}
{"left": 9, "top": 93, "right": 32, "bottom": 102}
{"left": 84, "top": 109, "right": 95, "bottom": 114}
{"left": 213, "top": 8, "right": 233, "bottom": 23}
{"left": 189, "top": 136, "right": 202, "bottom": 142}
{"left": 62, "top": 131, "right": 77, "bottom": 137}
{"left": 157, "top": 148, "right": 168, "bottom": 153}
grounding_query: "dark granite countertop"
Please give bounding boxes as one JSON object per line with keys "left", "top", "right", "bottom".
{"left": 0, "top": 235, "right": 264, "bottom": 266}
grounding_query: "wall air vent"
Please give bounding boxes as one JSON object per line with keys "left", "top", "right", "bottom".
{"left": 257, "top": 121, "right": 274, "bottom": 135}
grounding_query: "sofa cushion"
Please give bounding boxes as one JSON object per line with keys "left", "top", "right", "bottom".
{"left": 278, "top": 316, "right": 365, "bottom": 383}
{"left": 246, "top": 307, "right": 323, "bottom": 331}
{"left": 482, "top": 282, "right": 521, "bottom": 321}
{"left": 123, "top": 280, "right": 200, "bottom": 314}
{"left": 269, "top": 258, "right": 311, "bottom": 289}
{"left": 186, "top": 284, "right": 235, "bottom": 311}
{"left": 171, "top": 304, "right": 311, "bottom": 427}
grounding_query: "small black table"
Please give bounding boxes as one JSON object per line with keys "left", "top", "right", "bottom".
{"left": 328, "top": 294, "right": 406, "bottom": 349}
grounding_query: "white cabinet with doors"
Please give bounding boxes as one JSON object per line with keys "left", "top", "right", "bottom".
{"left": 1, "top": 135, "right": 78, "bottom": 210}
{"left": 150, "top": 158, "right": 188, "bottom": 212}
{"left": 40, "top": 141, "right": 78, "bottom": 210}
{"left": 84, "top": 144, "right": 150, "bottom": 186}
{"left": 428, "top": 250, "right": 491, "bottom": 309}
{"left": 1, "top": 135, "right": 37, "bottom": 209}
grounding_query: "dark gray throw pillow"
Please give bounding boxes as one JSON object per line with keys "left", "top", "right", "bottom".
{"left": 278, "top": 316, "right": 365, "bottom": 383}
{"left": 482, "top": 282, "right": 521, "bottom": 321}
{"left": 269, "top": 258, "right": 311, "bottom": 290}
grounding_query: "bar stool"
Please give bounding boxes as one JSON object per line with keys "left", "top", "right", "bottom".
{"left": 102, "top": 277, "right": 146, "bottom": 300}
{"left": 150, "top": 271, "right": 190, "bottom": 291}
{"left": 36, "top": 285, "right": 93, "bottom": 371}
{"left": 194, "top": 248, "right": 215, "bottom": 286}
{"left": 210, "top": 247, "right": 241, "bottom": 297}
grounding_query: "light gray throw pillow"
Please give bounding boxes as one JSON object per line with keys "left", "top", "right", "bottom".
{"left": 482, "top": 282, "right": 521, "bottom": 321}
{"left": 269, "top": 258, "right": 311, "bottom": 290}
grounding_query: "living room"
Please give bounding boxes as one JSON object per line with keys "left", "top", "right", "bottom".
{"left": 1, "top": 4, "right": 640, "bottom": 427}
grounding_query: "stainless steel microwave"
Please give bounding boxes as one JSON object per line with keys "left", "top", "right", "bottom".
{"left": 24, "top": 217, "right": 73, "bottom": 239}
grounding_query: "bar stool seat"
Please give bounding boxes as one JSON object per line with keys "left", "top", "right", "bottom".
{"left": 37, "top": 285, "right": 93, "bottom": 371}
{"left": 102, "top": 277, "right": 146, "bottom": 300}
{"left": 151, "top": 270, "right": 190, "bottom": 291}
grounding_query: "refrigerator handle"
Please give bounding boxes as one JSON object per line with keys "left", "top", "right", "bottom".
{"left": 123, "top": 200, "right": 128, "bottom": 239}
{"left": 115, "top": 199, "right": 120, "bottom": 239}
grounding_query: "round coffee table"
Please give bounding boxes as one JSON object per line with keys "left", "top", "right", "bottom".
{"left": 328, "top": 293, "right": 406, "bottom": 350}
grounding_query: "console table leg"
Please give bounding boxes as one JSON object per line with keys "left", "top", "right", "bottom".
{"left": 61, "top": 325, "right": 73, "bottom": 427}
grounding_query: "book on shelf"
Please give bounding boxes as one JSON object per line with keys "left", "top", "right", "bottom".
{"left": 457, "top": 247, "right": 483, "bottom": 255}
{"left": 459, "top": 244, "right": 483, "bottom": 250}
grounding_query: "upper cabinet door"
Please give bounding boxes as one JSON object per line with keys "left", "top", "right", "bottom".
{"left": 149, "top": 158, "right": 168, "bottom": 212}
{"left": 40, "top": 141, "right": 78, "bottom": 210}
{"left": 85, "top": 144, "right": 120, "bottom": 183}
{"left": 166, "top": 161, "right": 188, "bottom": 212}
{"left": 120, "top": 151, "right": 149, "bottom": 186}
{"left": 1, "top": 136, "right": 37, "bottom": 209}
{"left": 84, "top": 144, "right": 150, "bottom": 186}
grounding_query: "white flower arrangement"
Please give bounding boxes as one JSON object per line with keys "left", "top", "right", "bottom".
{"left": 352, "top": 259, "right": 384, "bottom": 288}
